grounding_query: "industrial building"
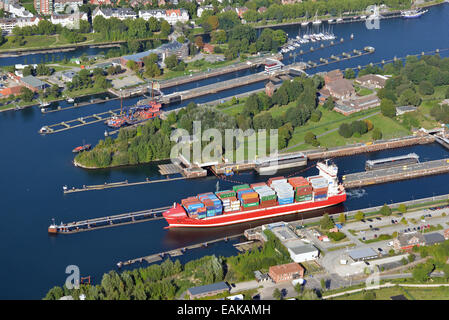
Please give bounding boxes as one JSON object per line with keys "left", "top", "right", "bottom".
{"left": 348, "top": 247, "right": 379, "bottom": 261}
{"left": 187, "top": 281, "right": 229, "bottom": 299}
{"left": 285, "top": 240, "right": 320, "bottom": 263}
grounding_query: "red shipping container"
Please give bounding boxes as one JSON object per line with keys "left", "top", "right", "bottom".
{"left": 242, "top": 198, "right": 259, "bottom": 204}
{"left": 250, "top": 182, "right": 268, "bottom": 188}
{"left": 267, "top": 176, "right": 285, "bottom": 186}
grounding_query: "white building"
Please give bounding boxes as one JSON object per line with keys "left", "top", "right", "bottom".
{"left": 139, "top": 9, "right": 189, "bottom": 25}
{"left": 50, "top": 12, "right": 88, "bottom": 28}
{"left": 285, "top": 241, "right": 320, "bottom": 263}
{"left": 0, "top": 16, "right": 41, "bottom": 34}
{"left": 53, "top": 0, "right": 83, "bottom": 13}
{"left": 92, "top": 7, "right": 137, "bottom": 20}
{"left": 6, "top": 3, "right": 33, "bottom": 18}
{"left": 197, "top": 5, "right": 213, "bottom": 18}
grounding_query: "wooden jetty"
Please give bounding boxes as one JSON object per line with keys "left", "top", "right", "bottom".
{"left": 118, "top": 234, "right": 244, "bottom": 267}
{"left": 39, "top": 108, "right": 121, "bottom": 134}
{"left": 48, "top": 206, "right": 171, "bottom": 234}
{"left": 342, "top": 158, "right": 449, "bottom": 188}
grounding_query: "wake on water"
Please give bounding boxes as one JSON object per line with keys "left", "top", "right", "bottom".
{"left": 346, "top": 188, "right": 367, "bottom": 199}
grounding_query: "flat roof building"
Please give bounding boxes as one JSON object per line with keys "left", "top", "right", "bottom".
{"left": 348, "top": 247, "right": 379, "bottom": 261}
{"left": 424, "top": 232, "right": 445, "bottom": 245}
{"left": 285, "top": 240, "right": 319, "bottom": 263}
{"left": 187, "top": 281, "right": 229, "bottom": 299}
{"left": 20, "top": 75, "right": 49, "bottom": 92}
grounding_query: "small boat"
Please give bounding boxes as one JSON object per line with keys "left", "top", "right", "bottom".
{"left": 328, "top": 19, "right": 334, "bottom": 23}
{"left": 312, "top": 11, "right": 322, "bottom": 25}
{"left": 66, "top": 97, "right": 75, "bottom": 103}
{"left": 72, "top": 144, "right": 91, "bottom": 153}
{"left": 301, "top": 21, "right": 309, "bottom": 26}
{"left": 39, "top": 126, "right": 50, "bottom": 134}
{"left": 40, "top": 101, "right": 50, "bottom": 107}
{"left": 401, "top": 9, "right": 428, "bottom": 18}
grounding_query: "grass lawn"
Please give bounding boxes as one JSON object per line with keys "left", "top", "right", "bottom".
{"left": 354, "top": 85, "right": 374, "bottom": 96}
{"left": 65, "top": 87, "right": 107, "bottom": 98}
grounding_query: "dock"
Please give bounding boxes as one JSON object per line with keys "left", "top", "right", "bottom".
{"left": 41, "top": 97, "right": 119, "bottom": 114}
{"left": 118, "top": 233, "right": 244, "bottom": 267}
{"left": 40, "top": 108, "right": 121, "bottom": 134}
{"left": 342, "top": 158, "right": 449, "bottom": 188}
{"left": 48, "top": 206, "right": 171, "bottom": 234}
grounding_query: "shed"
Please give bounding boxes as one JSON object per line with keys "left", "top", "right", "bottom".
{"left": 187, "top": 281, "right": 229, "bottom": 299}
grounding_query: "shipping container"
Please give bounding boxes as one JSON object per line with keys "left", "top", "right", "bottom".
{"left": 233, "top": 184, "right": 250, "bottom": 192}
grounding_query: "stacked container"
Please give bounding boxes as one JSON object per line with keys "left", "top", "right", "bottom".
{"left": 181, "top": 197, "right": 205, "bottom": 218}
{"left": 308, "top": 176, "right": 329, "bottom": 201}
{"left": 289, "top": 176, "right": 313, "bottom": 202}
{"left": 232, "top": 184, "right": 250, "bottom": 192}
{"left": 267, "top": 176, "right": 286, "bottom": 187}
{"left": 199, "top": 193, "right": 223, "bottom": 216}
{"left": 270, "top": 179, "right": 294, "bottom": 205}
{"left": 253, "top": 184, "right": 277, "bottom": 207}
{"left": 240, "top": 191, "right": 260, "bottom": 211}
{"left": 216, "top": 190, "right": 240, "bottom": 213}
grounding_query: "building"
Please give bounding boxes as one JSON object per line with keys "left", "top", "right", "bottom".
{"left": 120, "top": 41, "right": 188, "bottom": 68}
{"left": 265, "top": 81, "right": 275, "bottom": 97}
{"left": 258, "top": 7, "right": 267, "bottom": 14}
{"left": 138, "top": 9, "right": 189, "bottom": 25}
{"left": 89, "top": 0, "right": 112, "bottom": 4}
{"left": 61, "top": 71, "right": 76, "bottom": 82}
{"left": 0, "top": 16, "right": 41, "bottom": 35}
{"left": 0, "top": 85, "right": 23, "bottom": 98}
{"left": 92, "top": 7, "right": 137, "bottom": 20}
{"left": 197, "top": 5, "right": 213, "bottom": 18}
{"left": 324, "top": 69, "right": 344, "bottom": 85}
{"left": 202, "top": 43, "right": 214, "bottom": 54}
{"left": 53, "top": 0, "right": 83, "bottom": 13}
{"left": 268, "top": 262, "right": 304, "bottom": 283}
{"left": 187, "top": 281, "right": 229, "bottom": 299}
{"left": 396, "top": 105, "right": 418, "bottom": 115}
{"left": 348, "top": 247, "right": 379, "bottom": 261}
{"left": 334, "top": 94, "right": 380, "bottom": 116}
{"left": 34, "top": 0, "right": 53, "bottom": 15}
{"left": 7, "top": 3, "right": 33, "bottom": 18}
{"left": 254, "top": 270, "right": 270, "bottom": 282}
{"left": 355, "top": 74, "right": 388, "bottom": 89}
{"left": 423, "top": 232, "right": 445, "bottom": 246}
{"left": 444, "top": 229, "right": 449, "bottom": 240}
{"left": 19, "top": 75, "right": 49, "bottom": 92}
{"left": 285, "top": 240, "right": 319, "bottom": 263}
{"left": 50, "top": 12, "right": 88, "bottom": 28}
{"left": 324, "top": 78, "right": 356, "bottom": 100}
{"left": 393, "top": 231, "right": 425, "bottom": 251}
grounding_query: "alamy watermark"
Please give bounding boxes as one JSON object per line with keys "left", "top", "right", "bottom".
{"left": 65, "top": 265, "right": 80, "bottom": 289}
{"left": 365, "top": 5, "right": 381, "bottom": 30}
{"left": 170, "top": 121, "right": 280, "bottom": 175}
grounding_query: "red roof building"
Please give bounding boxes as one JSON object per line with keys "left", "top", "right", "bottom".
{"left": 269, "top": 263, "right": 304, "bottom": 283}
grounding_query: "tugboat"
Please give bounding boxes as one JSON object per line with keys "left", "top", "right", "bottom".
{"left": 72, "top": 144, "right": 91, "bottom": 153}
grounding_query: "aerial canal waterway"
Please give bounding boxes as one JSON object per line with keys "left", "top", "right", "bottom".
{"left": 1, "top": 4, "right": 449, "bottom": 299}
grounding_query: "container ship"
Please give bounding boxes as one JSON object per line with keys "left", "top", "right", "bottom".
{"left": 163, "top": 161, "right": 346, "bottom": 228}
{"left": 106, "top": 100, "right": 162, "bottom": 129}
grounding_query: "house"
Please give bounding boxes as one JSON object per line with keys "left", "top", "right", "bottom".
{"left": 268, "top": 262, "right": 304, "bottom": 283}
{"left": 324, "top": 69, "right": 344, "bottom": 85}
{"left": 0, "top": 17, "right": 41, "bottom": 35}
{"left": 92, "top": 7, "right": 137, "bottom": 20}
{"left": 7, "top": 3, "right": 33, "bottom": 18}
{"left": 197, "top": 5, "right": 213, "bottom": 18}
{"left": 334, "top": 94, "right": 380, "bottom": 116}
{"left": 324, "top": 78, "right": 356, "bottom": 100}
{"left": 187, "top": 281, "right": 229, "bottom": 299}
{"left": 50, "top": 12, "right": 88, "bottom": 28}
{"left": 235, "top": 6, "right": 248, "bottom": 18}
{"left": 0, "top": 85, "right": 23, "bottom": 98}
{"left": 61, "top": 71, "right": 76, "bottom": 82}
{"left": 19, "top": 75, "right": 49, "bottom": 92}
{"left": 423, "top": 232, "right": 445, "bottom": 245}
{"left": 444, "top": 229, "right": 449, "bottom": 240}
{"left": 396, "top": 105, "right": 418, "bottom": 115}
{"left": 202, "top": 43, "right": 214, "bottom": 54}
{"left": 139, "top": 9, "right": 189, "bottom": 25}
{"left": 393, "top": 231, "right": 425, "bottom": 251}
{"left": 355, "top": 74, "right": 388, "bottom": 89}
{"left": 53, "top": 0, "right": 83, "bottom": 13}
{"left": 257, "top": 7, "right": 267, "bottom": 14}
{"left": 284, "top": 240, "right": 319, "bottom": 263}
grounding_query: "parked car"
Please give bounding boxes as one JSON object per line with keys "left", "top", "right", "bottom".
{"left": 374, "top": 234, "right": 378, "bottom": 238}
{"left": 391, "top": 219, "right": 395, "bottom": 224}
{"left": 369, "top": 225, "right": 373, "bottom": 229}
{"left": 367, "top": 218, "right": 373, "bottom": 222}
{"left": 378, "top": 248, "right": 383, "bottom": 252}
{"left": 361, "top": 219, "right": 366, "bottom": 223}
{"left": 376, "top": 217, "right": 381, "bottom": 221}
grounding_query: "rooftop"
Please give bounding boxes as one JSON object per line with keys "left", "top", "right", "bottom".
{"left": 423, "top": 232, "right": 445, "bottom": 245}
{"left": 21, "top": 76, "right": 47, "bottom": 88}
{"left": 188, "top": 281, "right": 229, "bottom": 296}
{"left": 285, "top": 241, "right": 318, "bottom": 255}
{"left": 348, "top": 247, "right": 378, "bottom": 261}
{"left": 269, "top": 262, "right": 304, "bottom": 275}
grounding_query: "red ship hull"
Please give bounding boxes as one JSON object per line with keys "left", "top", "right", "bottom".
{"left": 163, "top": 192, "right": 346, "bottom": 228}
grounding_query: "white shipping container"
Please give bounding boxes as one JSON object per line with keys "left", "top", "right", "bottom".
{"left": 270, "top": 179, "right": 288, "bottom": 185}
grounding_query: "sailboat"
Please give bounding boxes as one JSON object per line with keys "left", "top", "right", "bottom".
{"left": 301, "top": 11, "right": 309, "bottom": 26}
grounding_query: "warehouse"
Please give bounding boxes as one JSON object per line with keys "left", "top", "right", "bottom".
{"left": 348, "top": 247, "right": 379, "bottom": 261}
{"left": 285, "top": 240, "right": 319, "bottom": 263}
{"left": 187, "top": 281, "right": 229, "bottom": 299}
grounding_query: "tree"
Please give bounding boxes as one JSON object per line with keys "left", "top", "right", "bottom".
{"left": 304, "top": 131, "right": 319, "bottom": 146}
{"left": 418, "top": 80, "right": 434, "bottom": 95}
{"left": 273, "top": 288, "right": 282, "bottom": 300}
{"left": 320, "top": 213, "right": 334, "bottom": 230}
{"left": 164, "top": 54, "right": 178, "bottom": 70}
{"left": 379, "top": 204, "right": 392, "bottom": 216}
{"left": 338, "top": 123, "right": 353, "bottom": 138}
{"left": 398, "top": 204, "right": 407, "bottom": 214}
{"left": 338, "top": 213, "right": 346, "bottom": 224}
{"left": 372, "top": 128, "right": 382, "bottom": 140}
{"left": 412, "top": 262, "right": 434, "bottom": 282}
{"left": 194, "top": 36, "right": 204, "bottom": 48}
{"left": 344, "top": 68, "right": 355, "bottom": 79}
{"left": 380, "top": 98, "right": 396, "bottom": 118}
{"left": 323, "top": 97, "right": 334, "bottom": 110}
{"left": 20, "top": 87, "right": 34, "bottom": 102}
{"left": 354, "top": 211, "right": 364, "bottom": 221}
{"left": 320, "top": 278, "right": 326, "bottom": 290}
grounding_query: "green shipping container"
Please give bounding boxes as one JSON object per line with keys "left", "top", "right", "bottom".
{"left": 217, "top": 191, "right": 236, "bottom": 198}
{"left": 243, "top": 201, "right": 259, "bottom": 208}
{"left": 261, "top": 194, "right": 277, "bottom": 201}
{"left": 233, "top": 184, "right": 250, "bottom": 192}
